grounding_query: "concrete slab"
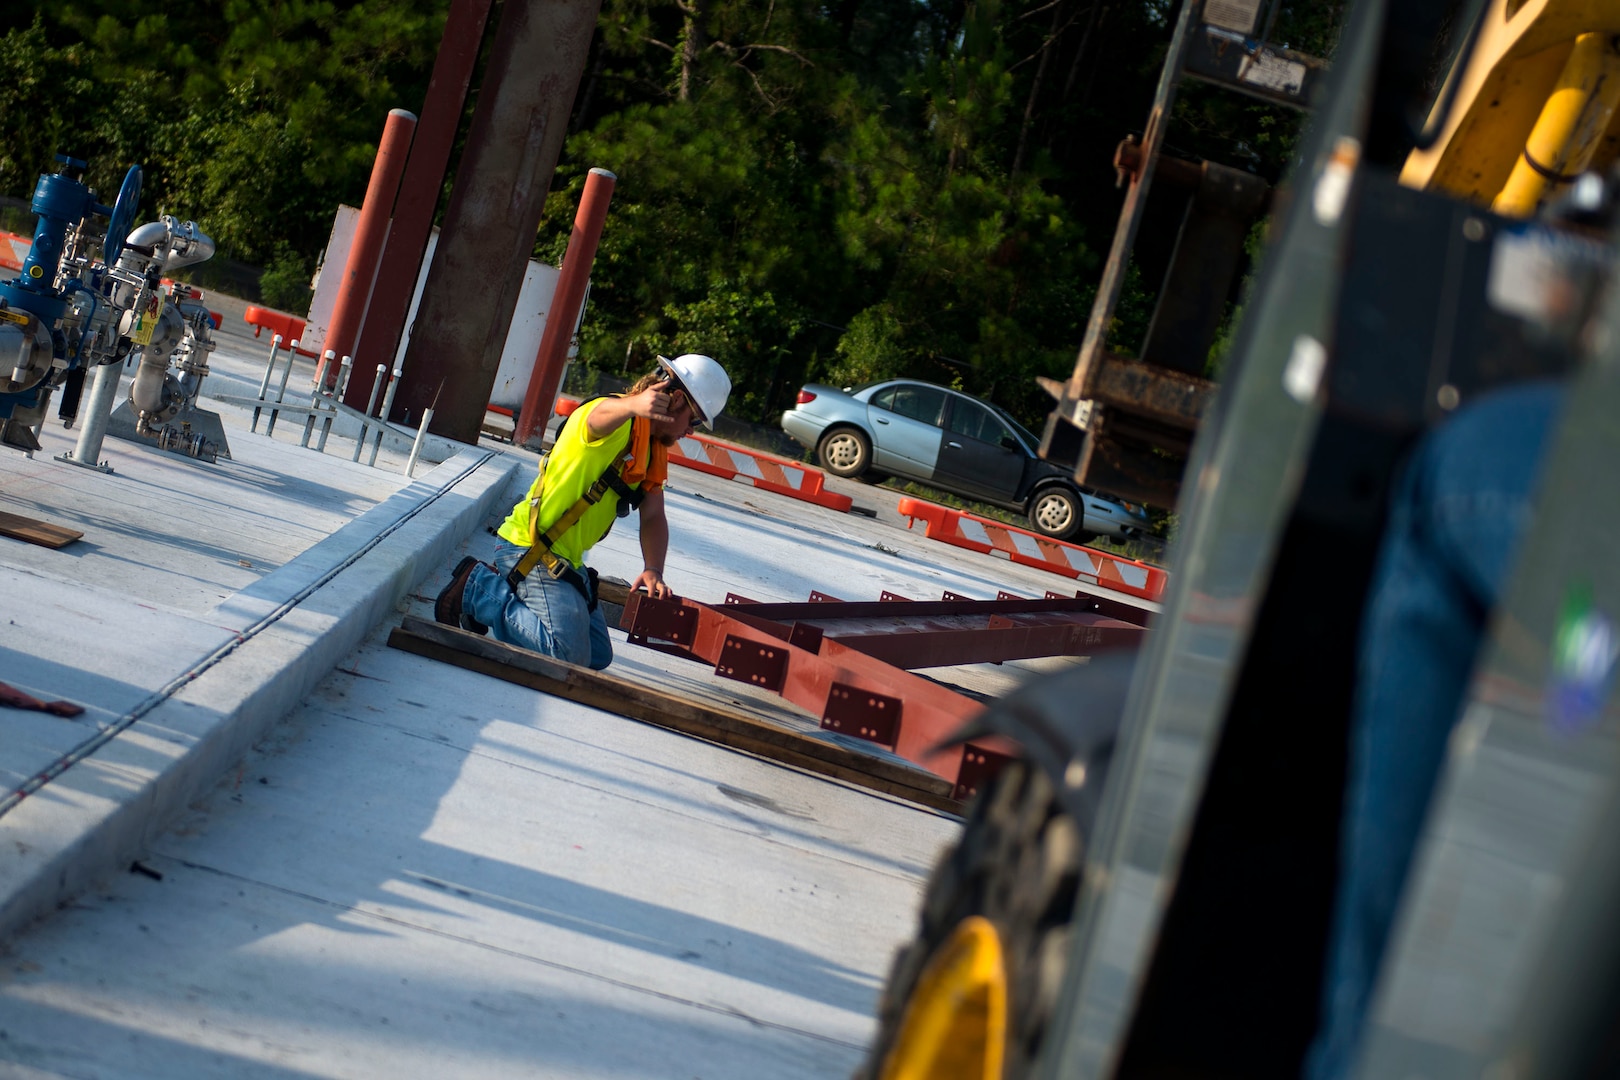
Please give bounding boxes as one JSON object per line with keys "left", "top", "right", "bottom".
{"left": 0, "top": 597, "right": 960, "bottom": 1078}
{"left": 0, "top": 288, "right": 1154, "bottom": 1076}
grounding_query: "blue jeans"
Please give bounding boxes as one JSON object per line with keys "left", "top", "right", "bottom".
{"left": 1307, "top": 380, "right": 1565, "bottom": 1079}
{"left": 460, "top": 541, "right": 613, "bottom": 670}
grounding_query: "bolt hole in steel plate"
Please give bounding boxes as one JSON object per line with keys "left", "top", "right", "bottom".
{"left": 953, "top": 745, "right": 1016, "bottom": 801}
{"left": 788, "top": 622, "right": 825, "bottom": 653}
{"left": 821, "top": 682, "right": 902, "bottom": 747}
{"left": 714, "top": 634, "right": 788, "bottom": 691}
{"left": 628, "top": 595, "right": 697, "bottom": 645}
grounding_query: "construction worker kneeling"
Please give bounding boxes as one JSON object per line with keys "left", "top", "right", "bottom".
{"left": 435, "top": 353, "right": 731, "bottom": 669}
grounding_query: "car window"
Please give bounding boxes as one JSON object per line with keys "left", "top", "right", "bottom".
{"left": 993, "top": 407, "right": 1040, "bottom": 450}
{"left": 946, "top": 399, "right": 1013, "bottom": 445}
{"left": 871, "top": 384, "right": 946, "bottom": 425}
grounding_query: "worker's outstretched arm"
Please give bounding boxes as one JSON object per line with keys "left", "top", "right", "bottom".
{"left": 587, "top": 379, "right": 676, "bottom": 438}
{"left": 633, "top": 488, "right": 673, "bottom": 598}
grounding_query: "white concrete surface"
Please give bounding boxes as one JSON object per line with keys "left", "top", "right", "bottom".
{"left": 0, "top": 289, "right": 1154, "bottom": 1078}
{"left": 1, "top": 623, "right": 957, "bottom": 1078}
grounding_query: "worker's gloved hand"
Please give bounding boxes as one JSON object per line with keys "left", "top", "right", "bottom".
{"left": 633, "top": 567, "right": 674, "bottom": 599}
{"left": 626, "top": 377, "right": 677, "bottom": 424}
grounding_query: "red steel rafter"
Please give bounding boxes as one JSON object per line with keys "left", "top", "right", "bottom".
{"left": 620, "top": 591, "right": 1152, "bottom": 797}
{"left": 716, "top": 600, "right": 1145, "bottom": 669}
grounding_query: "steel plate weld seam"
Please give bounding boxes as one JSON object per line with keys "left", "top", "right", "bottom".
{"left": 0, "top": 449, "right": 501, "bottom": 820}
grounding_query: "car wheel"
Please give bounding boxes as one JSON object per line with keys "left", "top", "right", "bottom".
{"left": 816, "top": 426, "right": 872, "bottom": 479}
{"left": 1029, "top": 486, "right": 1089, "bottom": 542}
{"left": 856, "top": 760, "right": 1084, "bottom": 1080}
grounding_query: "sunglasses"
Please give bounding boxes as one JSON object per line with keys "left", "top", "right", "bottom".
{"left": 668, "top": 380, "right": 706, "bottom": 426}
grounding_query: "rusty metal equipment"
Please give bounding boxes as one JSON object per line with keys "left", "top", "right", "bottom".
{"left": 395, "top": 0, "right": 602, "bottom": 443}
{"left": 1040, "top": 0, "right": 1327, "bottom": 509}
{"left": 621, "top": 588, "right": 1149, "bottom": 799}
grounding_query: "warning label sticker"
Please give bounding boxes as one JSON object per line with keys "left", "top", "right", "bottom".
{"left": 1204, "top": 0, "right": 1261, "bottom": 34}
{"left": 1239, "top": 51, "right": 1306, "bottom": 96}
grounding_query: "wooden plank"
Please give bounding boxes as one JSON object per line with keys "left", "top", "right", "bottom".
{"left": 388, "top": 615, "right": 963, "bottom": 815}
{"left": 0, "top": 510, "right": 82, "bottom": 548}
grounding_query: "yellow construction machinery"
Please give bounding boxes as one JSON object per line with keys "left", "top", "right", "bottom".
{"left": 862, "top": 1, "right": 1620, "bottom": 1077}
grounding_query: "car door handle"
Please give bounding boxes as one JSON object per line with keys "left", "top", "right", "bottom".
{"left": 875, "top": 417, "right": 890, "bottom": 424}
{"left": 947, "top": 441, "right": 962, "bottom": 448}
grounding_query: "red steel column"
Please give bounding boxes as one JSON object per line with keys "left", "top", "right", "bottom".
{"left": 317, "top": 108, "right": 417, "bottom": 389}
{"left": 343, "top": 0, "right": 495, "bottom": 413}
{"left": 514, "top": 166, "right": 615, "bottom": 446}
{"left": 395, "top": 0, "right": 602, "bottom": 444}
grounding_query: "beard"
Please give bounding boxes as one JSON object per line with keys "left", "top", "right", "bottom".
{"left": 652, "top": 415, "right": 694, "bottom": 445}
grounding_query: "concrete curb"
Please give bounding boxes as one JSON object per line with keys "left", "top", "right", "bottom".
{"left": 0, "top": 447, "right": 521, "bottom": 943}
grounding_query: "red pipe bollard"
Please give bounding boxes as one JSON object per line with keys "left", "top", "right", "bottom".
{"left": 344, "top": 0, "right": 495, "bottom": 415}
{"left": 316, "top": 108, "right": 417, "bottom": 389}
{"left": 513, "top": 167, "right": 616, "bottom": 446}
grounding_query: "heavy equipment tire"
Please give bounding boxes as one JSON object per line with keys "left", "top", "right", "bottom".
{"left": 1028, "top": 485, "right": 1090, "bottom": 543}
{"left": 817, "top": 426, "right": 872, "bottom": 478}
{"left": 858, "top": 759, "right": 1083, "bottom": 1079}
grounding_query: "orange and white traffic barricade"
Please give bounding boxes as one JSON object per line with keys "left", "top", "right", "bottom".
{"left": 554, "top": 396, "right": 852, "bottom": 512}
{"left": 668, "top": 434, "right": 852, "bottom": 511}
{"left": 897, "top": 497, "right": 1168, "bottom": 603}
{"left": 0, "top": 232, "right": 31, "bottom": 271}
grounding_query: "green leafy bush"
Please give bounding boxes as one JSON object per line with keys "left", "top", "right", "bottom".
{"left": 257, "top": 245, "right": 311, "bottom": 315}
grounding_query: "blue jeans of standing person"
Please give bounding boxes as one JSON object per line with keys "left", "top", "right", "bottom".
{"left": 460, "top": 542, "right": 614, "bottom": 670}
{"left": 1306, "top": 379, "right": 1566, "bottom": 1080}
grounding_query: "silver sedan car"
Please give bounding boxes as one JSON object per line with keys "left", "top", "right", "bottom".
{"left": 781, "top": 378, "right": 1152, "bottom": 543}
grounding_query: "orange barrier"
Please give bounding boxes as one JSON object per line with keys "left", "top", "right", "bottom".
{"left": 554, "top": 396, "right": 853, "bottom": 512}
{"left": 0, "top": 231, "right": 31, "bottom": 271}
{"left": 244, "top": 306, "right": 317, "bottom": 356}
{"left": 897, "top": 497, "right": 1168, "bottom": 603}
{"left": 669, "top": 433, "right": 854, "bottom": 511}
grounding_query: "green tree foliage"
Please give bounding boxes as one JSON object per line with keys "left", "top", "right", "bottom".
{"left": 1, "top": 1, "right": 446, "bottom": 263}
{"left": 1, "top": 0, "right": 1339, "bottom": 429}
{"left": 547, "top": 0, "right": 1190, "bottom": 425}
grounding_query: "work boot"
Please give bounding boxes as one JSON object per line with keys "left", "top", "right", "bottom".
{"left": 435, "top": 556, "right": 490, "bottom": 635}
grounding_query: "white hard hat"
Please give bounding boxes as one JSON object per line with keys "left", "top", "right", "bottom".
{"left": 657, "top": 353, "right": 730, "bottom": 430}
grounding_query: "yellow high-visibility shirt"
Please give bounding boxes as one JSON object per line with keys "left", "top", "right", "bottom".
{"left": 495, "top": 398, "right": 666, "bottom": 568}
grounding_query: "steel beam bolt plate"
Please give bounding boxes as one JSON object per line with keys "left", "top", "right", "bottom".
{"left": 788, "top": 622, "right": 824, "bottom": 654}
{"left": 821, "top": 682, "right": 902, "bottom": 747}
{"left": 954, "top": 744, "right": 1016, "bottom": 802}
{"left": 714, "top": 634, "right": 789, "bottom": 691}
{"left": 623, "top": 594, "right": 697, "bottom": 645}
{"left": 808, "top": 590, "right": 843, "bottom": 603}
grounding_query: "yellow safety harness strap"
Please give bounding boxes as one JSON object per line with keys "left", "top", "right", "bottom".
{"left": 507, "top": 422, "right": 646, "bottom": 591}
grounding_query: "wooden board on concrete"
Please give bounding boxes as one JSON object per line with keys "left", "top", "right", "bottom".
{"left": 0, "top": 510, "right": 82, "bottom": 548}
{"left": 388, "top": 615, "right": 964, "bottom": 815}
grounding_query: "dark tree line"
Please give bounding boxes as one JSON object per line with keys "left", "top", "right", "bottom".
{"left": 1, "top": 0, "right": 1337, "bottom": 427}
